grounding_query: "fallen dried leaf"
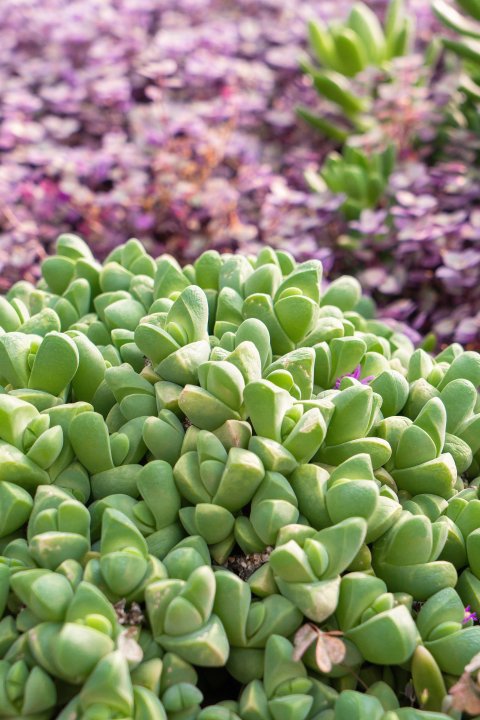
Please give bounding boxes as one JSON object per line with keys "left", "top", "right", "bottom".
{"left": 449, "top": 670, "right": 480, "bottom": 714}
{"left": 315, "top": 633, "right": 346, "bottom": 673}
{"left": 293, "top": 623, "right": 318, "bottom": 661}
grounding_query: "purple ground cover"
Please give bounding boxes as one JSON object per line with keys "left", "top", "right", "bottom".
{"left": 1, "top": 0, "right": 479, "bottom": 343}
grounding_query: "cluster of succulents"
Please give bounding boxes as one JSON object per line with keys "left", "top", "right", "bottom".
{"left": 1, "top": 233, "right": 480, "bottom": 717}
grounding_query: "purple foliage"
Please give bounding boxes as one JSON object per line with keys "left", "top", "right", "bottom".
{"left": 0, "top": 0, "right": 344, "bottom": 286}
{"left": 0, "top": 0, "right": 479, "bottom": 343}
{"left": 352, "top": 154, "right": 480, "bottom": 345}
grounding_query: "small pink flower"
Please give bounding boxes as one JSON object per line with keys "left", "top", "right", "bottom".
{"left": 335, "top": 365, "right": 374, "bottom": 390}
{"left": 463, "top": 606, "right": 478, "bottom": 624}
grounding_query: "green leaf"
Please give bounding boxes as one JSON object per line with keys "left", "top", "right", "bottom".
{"left": 443, "top": 36, "right": 480, "bottom": 65}
{"left": 312, "top": 70, "right": 367, "bottom": 115}
{"left": 347, "top": 2, "right": 386, "bottom": 64}
{"left": 433, "top": 0, "right": 480, "bottom": 37}
{"left": 308, "top": 19, "right": 337, "bottom": 66}
{"left": 457, "top": 0, "right": 480, "bottom": 21}
{"left": 297, "top": 107, "right": 350, "bottom": 142}
{"left": 333, "top": 28, "right": 369, "bottom": 76}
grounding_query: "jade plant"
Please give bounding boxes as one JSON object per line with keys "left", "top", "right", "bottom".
{"left": 2, "top": 234, "right": 480, "bottom": 717}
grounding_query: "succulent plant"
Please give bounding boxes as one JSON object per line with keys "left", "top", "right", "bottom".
{"left": 335, "top": 572, "right": 419, "bottom": 666}
{"left": 307, "top": 0, "right": 414, "bottom": 77}
{"left": 1, "top": 234, "right": 480, "bottom": 717}
{"left": 9, "top": 576, "right": 120, "bottom": 684}
{"left": 0, "top": 658, "right": 57, "bottom": 719}
{"left": 433, "top": 0, "right": 480, "bottom": 131}
{"left": 306, "top": 144, "right": 396, "bottom": 220}
{"left": 56, "top": 651, "right": 168, "bottom": 720}
{"left": 415, "top": 587, "right": 480, "bottom": 676}
{"left": 84, "top": 508, "right": 166, "bottom": 602}
{"left": 26, "top": 485, "right": 91, "bottom": 570}
{"left": 210, "top": 570, "right": 302, "bottom": 683}
{"left": 299, "top": 0, "right": 415, "bottom": 140}
{"left": 146, "top": 565, "right": 230, "bottom": 668}
{"left": 269, "top": 519, "right": 367, "bottom": 623}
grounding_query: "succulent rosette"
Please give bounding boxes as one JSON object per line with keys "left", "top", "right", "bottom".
{"left": 83, "top": 508, "right": 166, "bottom": 603}
{"left": 25, "top": 485, "right": 91, "bottom": 570}
{"left": 1, "top": 235, "right": 480, "bottom": 716}
{"left": 55, "top": 651, "right": 167, "bottom": 720}
{"left": 0, "top": 657, "right": 57, "bottom": 720}
{"left": 146, "top": 565, "right": 229, "bottom": 668}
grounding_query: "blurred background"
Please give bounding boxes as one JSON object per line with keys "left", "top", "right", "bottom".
{"left": 0, "top": 0, "right": 479, "bottom": 344}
